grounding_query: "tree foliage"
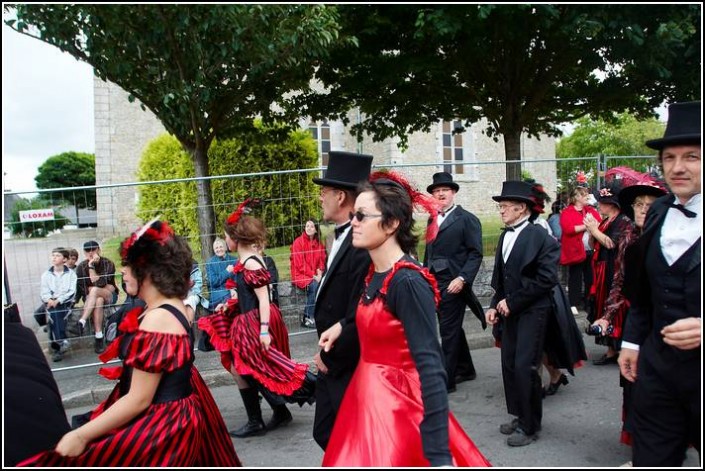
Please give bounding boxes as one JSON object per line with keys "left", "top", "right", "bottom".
{"left": 136, "top": 123, "right": 320, "bottom": 247}
{"left": 9, "top": 197, "right": 69, "bottom": 237}
{"left": 297, "top": 4, "right": 700, "bottom": 180}
{"left": 35, "top": 151, "right": 96, "bottom": 224}
{"left": 6, "top": 4, "right": 348, "bottom": 258}
{"left": 557, "top": 113, "right": 665, "bottom": 159}
{"left": 557, "top": 113, "right": 666, "bottom": 182}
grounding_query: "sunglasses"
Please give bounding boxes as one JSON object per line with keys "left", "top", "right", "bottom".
{"left": 350, "top": 211, "right": 383, "bottom": 222}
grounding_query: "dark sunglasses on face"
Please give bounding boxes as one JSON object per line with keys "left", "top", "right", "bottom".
{"left": 350, "top": 211, "right": 383, "bottom": 222}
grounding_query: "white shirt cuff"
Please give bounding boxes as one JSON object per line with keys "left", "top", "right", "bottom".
{"left": 621, "top": 341, "right": 640, "bottom": 352}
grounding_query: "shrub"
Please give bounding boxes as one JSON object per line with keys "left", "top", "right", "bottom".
{"left": 137, "top": 121, "right": 320, "bottom": 247}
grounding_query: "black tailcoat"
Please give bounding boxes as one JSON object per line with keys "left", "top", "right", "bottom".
{"left": 313, "top": 229, "right": 370, "bottom": 449}
{"left": 622, "top": 195, "right": 701, "bottom": 466}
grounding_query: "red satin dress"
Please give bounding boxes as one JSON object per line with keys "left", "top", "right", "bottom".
{"left": 323, "top": 262, "right": 491, "bottom": 467}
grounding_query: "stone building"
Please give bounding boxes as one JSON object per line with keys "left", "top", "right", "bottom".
{"left": 94, "top": 79, "right": 555, "bottom": 238}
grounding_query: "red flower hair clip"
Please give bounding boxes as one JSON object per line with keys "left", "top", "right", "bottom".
{"left": 226, "top": 198, "right": 261, "bottom": 226}
{"left": 120, "top": 217, "right": 174, "bottom": 262}
{"left": 369, "top": 170, "right": 442, "bottom": 243}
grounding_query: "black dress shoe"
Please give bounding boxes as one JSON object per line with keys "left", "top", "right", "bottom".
{"left": 545, "top": 374, "right": 569, "bottom": 396}
{"left": 455, "top": 373, "right": 477, "bottom": 384}
{"left": 507, "top": 427, "right": 538, "bottom": 447}
{"left": 229, "top": 419, "right": 267, "bottom": 438}
{"left": 593, "top": 354, "right": 618, "bottom": 366}
{"left": 500, "top": 418, "right": 519, "bottom": 435}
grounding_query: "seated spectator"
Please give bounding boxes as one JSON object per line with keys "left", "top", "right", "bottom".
{"left": 4, "top": 320, "right": 71, "bottom": 466}
{"left": 34, "top": 246, "right": 79, "bottom": 328}
{"left": 290, "top": 220, "right": 326, "bottom": 328}
{"left": 104, "top": 282, "right": 147, "bottom": 346}
{"left": 75, "top": 240, "right": 119, "bottom": 354}
{"left": 184, "top": 262, "right": 208, "bottom": 323}
{"left": 66, "top": 247, "right": 79, "bottom": 271}
{"left": 40, "top": 247, "right": 78, "bottom": 362}
{"left": 205, "top": 238, "right": 237, "bottom": 311}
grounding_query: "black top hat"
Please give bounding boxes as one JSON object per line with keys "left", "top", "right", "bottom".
{"left": 618, "top": 180, "right": 667, "bottom": 220}
{"left": 594, "top": 184, "right": 622, "bottom": 209}
{"left": 312, "top": 151, "right": 373, "bottom": 190}
{"left": 427, "top": 172, "right": 459, "bottom": 193}
{"left": 646, "top": 101, "right": 701, "bottom": 150}
{"left": 492, "top": 181, "right": 534, "bottom": 205}
{"left": 83, "top": 240, "right": 100, "bottom": 251}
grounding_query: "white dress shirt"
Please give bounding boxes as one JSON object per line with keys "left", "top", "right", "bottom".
{"left": 501, "top": 216, "right": 531, "bottom": 263}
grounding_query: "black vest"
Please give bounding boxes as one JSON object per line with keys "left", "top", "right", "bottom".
{"left": 645, "top": 230, "right": 700, "bottom": 361}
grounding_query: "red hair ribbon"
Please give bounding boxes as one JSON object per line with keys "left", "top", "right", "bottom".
{"left": 120, "top": 217, "right": 174, "bottom": 260}
{"left": 369, "top": 170, "right": 442, "bottom": 243}
{"left": 226, "top": 198, "right": 261, "bottom": 226}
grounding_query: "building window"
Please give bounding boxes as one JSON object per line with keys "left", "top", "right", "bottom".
{"left": 308, "top": 120, "right": 331, "bottom": 166}
{"left": 442, "top": 120, "right": 465, "bottom": 175}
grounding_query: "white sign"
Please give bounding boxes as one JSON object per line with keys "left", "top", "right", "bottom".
{"left": 19, "top": 209, "right": 55, "bottom": 222}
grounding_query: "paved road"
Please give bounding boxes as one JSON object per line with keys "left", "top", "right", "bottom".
{"left": 58, "top": 327, "right": 699, "bottom": 467}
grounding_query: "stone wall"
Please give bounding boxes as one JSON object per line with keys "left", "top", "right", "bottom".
{"left": 94, "top": 78, "right": 166, "bottom": 239}
{"left": 94, "top": 79, "right": 556, "bottom": 238}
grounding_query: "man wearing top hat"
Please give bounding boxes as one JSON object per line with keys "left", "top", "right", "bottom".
{"left": 423, "top": 172, "right": 484, "bottom": 392}
{"left": 619, "top": 101, "right": 701, "bottom": 466}
{"left": 311, "top": 151, "right": 372, "bottom": 450}
{"left": 485, "top": 181, "right": 560, "bottom": 447}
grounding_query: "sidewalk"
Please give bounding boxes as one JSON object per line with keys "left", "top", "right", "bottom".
{"left": 51, "top": 310, "right": 498, "bottom": 409}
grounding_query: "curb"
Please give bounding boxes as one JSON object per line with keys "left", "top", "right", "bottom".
{"left": 62, "top": 312, "right": 588, "bottom": 409}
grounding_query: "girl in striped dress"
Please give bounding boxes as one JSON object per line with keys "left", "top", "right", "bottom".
{"left": 198, "top": 200, "right": 316, "bottom": 438}
{"left": 19, "top": 219, "right": 240, "bottom": 467}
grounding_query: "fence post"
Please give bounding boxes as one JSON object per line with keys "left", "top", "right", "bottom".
{"left": 597, "top": 154, "right": 607, "bottom": 189}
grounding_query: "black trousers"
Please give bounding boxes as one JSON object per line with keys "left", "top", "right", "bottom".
{"left": 500, "top": 307, "right": 548, "bottom": 435}
{"left": 567, "top": 251, "right": 593, "bottom": 309}
{"left": 630, "top": 354, "right": 701, "bottom": 466}
{"left": 312, "top": 369, "right": 354, "bottom": 450}
{"left": 437, "top": 287, "right": 475, "bottom": 389}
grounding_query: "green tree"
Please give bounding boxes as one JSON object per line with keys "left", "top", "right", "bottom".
{"left": 136, "top": 122, "right": 320, "bottom": 247}
{"left": 9, "top": 197, "right": 69, "bottom": 237}
{"left": 557, "top": 113, "right": 665, "bottom": 159}
{"left": 35, "top": 151, "right": 96, "bottom": 226}
{"left": 5, "top": 5, "right": 347, "bottom": 259}
{"left": 298, "top": 4, "right": 700, "bottom": 180}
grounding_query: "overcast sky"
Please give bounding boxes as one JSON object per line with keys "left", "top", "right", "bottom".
{"left": 2, "top": 23, "right": 95, "bottom": 195}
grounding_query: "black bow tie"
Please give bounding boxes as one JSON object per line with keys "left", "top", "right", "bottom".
{"left": 439, "top": 205, "right": 454, "bottom": 217}
{"left": 503, "top": 220, "right": 528, "bottom": 232}
{"left": 669, "top": 203, "right": 697, "bottom": 218}
{"left": 334, "top": 222, "right": 351, "bottom": 240}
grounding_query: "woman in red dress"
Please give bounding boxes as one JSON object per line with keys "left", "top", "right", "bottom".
{"left": 19, "top": 219, "right": 240, "bottom": 467}
{"left": 198, "top": 200, "right": 315, "bottom": 438}
{"left": 318, "top": 172, "right": 491, "bottom": 467}
{"left": 290, "top": 219, "right": 327, "bottom": 328}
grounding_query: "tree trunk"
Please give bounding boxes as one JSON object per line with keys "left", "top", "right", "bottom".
{"left": 191, "top": 145, "right": 216, "bottom": 262}
{"left": 503, "top": 131, "right": 523, "bottom": 181}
